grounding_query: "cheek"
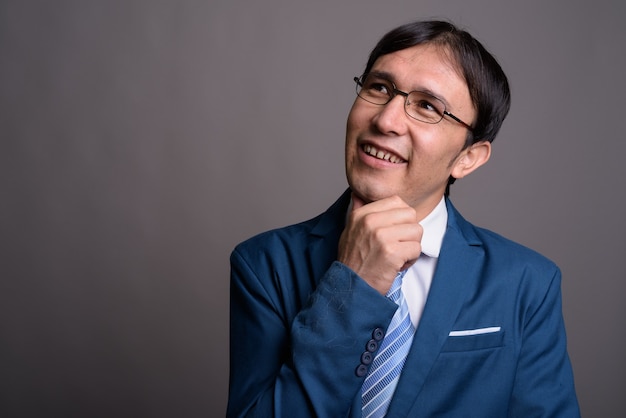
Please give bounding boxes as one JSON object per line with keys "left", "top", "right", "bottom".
{"left": 408, "top": 125, "right": 466, "bottom": 160}
{"left": 345, "top": 108, "right": 359, "bottom": 161}
{"left": 345, "top": 114, "right": 358, "bottom": 140}
{"left": 407, "top": 139, "right": 458, "bottom": 177}
{"left": 346, "top": 101, "right": 371, "bottom": 135}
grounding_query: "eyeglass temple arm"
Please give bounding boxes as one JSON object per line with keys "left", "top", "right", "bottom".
{"left": 443, "top": 111, "right": 474, "bottom": 131}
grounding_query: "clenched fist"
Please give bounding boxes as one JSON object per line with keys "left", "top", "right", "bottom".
{"left": 338, "top": 193, "right": 423, "bottom": 295}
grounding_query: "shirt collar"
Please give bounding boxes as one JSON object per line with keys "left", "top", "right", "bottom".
{"left": 419, "top": 196, "right": 447, "bottom": 258}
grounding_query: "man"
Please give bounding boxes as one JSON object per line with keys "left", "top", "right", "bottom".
{"left": 227, "top": 20, "right": 580, "bottom": 417}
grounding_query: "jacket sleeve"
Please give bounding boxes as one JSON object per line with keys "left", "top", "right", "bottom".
{"left": 508, "top": 267, "right": 580, "bottom": 417}
{"left": 227, "top": 250, "right": 397, "bottom": 418}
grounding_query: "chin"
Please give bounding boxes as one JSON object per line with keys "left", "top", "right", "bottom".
{"left": 350, "top": 181, "right": 395, "bottom": 204}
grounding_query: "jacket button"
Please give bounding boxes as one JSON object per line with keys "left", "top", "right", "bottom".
{"left": 361, "top": 351, "right": 373, "bottom": 365}
{"left": 372, "top": 327, "right": 385, "bottom": 341}
{"left": 366, "top": 339, "right": 378, "bottom": 352}
{"left": 355, "top": 364, "right": 368, "bottom": 377}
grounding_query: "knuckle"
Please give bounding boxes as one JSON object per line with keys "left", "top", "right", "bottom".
{"left": 393, "top": 195, "right": 404, "bottom": 203}
{"left": 372, "top": 227, "right": 387, "bottom": 243}
{"left": 361, "top": 212, "right": 378, "bottom": 230}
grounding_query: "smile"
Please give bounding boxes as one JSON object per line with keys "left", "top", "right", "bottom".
{"left": 362, "top": 144, "right": 406, "bottom": 164}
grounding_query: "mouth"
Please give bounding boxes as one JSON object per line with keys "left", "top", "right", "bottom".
{"left": 362, "top": 144, "right": 406, "bottom": 164}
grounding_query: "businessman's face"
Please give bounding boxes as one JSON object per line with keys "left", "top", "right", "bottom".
{"left": 345, "top": 44, "right": 480, "bottom": 217}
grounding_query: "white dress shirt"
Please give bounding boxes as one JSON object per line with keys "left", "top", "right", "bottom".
{"left": 403, "top": 197, "right": 447, "bottom": 328}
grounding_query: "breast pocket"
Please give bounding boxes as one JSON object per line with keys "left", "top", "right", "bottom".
{"left": 441, "top": 329, "right": 505, "bottom": 352}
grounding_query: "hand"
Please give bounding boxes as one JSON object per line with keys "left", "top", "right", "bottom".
{"left": 338, "top": 193, "right": 423, "bottom": 295}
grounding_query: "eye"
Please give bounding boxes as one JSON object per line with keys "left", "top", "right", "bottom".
{"left": 369, "top": 82, "right": 390, "bottom": 95}
{"left": 414, "top": 99, "right": 438, "bottom": 112}
{"left": 407, "top": 94, "right": 445, "bottom": 117}
{"left": 362, "top": 77, "right": 393, "bottom": 97}
{"left": 406, "top": 92, "right": 446, "bottom": 123}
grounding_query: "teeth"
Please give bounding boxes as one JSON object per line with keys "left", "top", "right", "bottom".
{"left": 363, "top": 145, "right": 403, "bottom": 164}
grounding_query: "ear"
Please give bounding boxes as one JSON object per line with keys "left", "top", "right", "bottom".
{"left": 451, "top": 140, "right": 491, "bottom": 180}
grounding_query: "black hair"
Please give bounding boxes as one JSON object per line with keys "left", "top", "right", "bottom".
{"left": 362, "top": 20, "right": 511, "bottom": 195}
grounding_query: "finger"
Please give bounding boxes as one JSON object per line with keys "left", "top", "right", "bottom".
{"left": 400, "top": 258, "right": 418, "bottom": 272}
{"left": 385, "top": 240, "right": 422, "bottom": 273}
{"left": 379, "top": 224, "right": 423, "bottom": 249}
{"left": 352, "top": 196, "right": 413, "bottom": 219}
{"left": 359, "top": 206, "right": 420, "bottom": 230}
{"left": 394, "top": 223, "right": 424, "bottom": 243}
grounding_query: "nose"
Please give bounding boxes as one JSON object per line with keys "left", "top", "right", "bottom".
{"left": 371, "top": 95, "right": 408, "bottom": 136}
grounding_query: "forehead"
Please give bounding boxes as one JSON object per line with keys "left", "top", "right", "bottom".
{"left": 370, "top": 44, "right": 471, "bottom": 106}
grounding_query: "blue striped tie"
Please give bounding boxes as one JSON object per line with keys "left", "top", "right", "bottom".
{"left": 361, "top": 270, "right": 415, "bottom": 418}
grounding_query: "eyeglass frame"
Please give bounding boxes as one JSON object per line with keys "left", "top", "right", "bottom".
{"left": 353, "top": 74, "right": 474, "bottom": 132}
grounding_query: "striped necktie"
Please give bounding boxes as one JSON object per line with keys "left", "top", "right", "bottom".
{"left": 361, "top": 270, "right": 415, "bottom": 418}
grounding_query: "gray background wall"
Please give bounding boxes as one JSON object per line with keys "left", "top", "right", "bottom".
{"left": 1, "top": 0, "right": 624, "bottom": 416}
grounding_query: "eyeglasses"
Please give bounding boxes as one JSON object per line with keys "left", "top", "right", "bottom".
{"left": 354, "top": 74, "right": 474, "bottom": 132}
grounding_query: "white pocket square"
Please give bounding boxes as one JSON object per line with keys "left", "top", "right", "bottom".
{"left": 448, "top": 327, "right": 501, "bottom": 337}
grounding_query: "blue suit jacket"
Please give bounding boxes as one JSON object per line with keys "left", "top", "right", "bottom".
{"left": 228, "top": 190, "right": 580, "bottom": 417}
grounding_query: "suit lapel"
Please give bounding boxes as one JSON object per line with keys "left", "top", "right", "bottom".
{"left": 386, "top": 200, "right": 485, "bottom": 416}
{"left": 305, "top": 189, "right": 350, "bottom": 285}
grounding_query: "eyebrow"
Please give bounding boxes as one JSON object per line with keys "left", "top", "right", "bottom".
{"left": 367, "top": 70, "right": 453, "bottom": 110}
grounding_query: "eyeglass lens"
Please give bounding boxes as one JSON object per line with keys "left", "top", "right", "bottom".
{"left": 357, "top": 75, "right": 446, "bottom": 124}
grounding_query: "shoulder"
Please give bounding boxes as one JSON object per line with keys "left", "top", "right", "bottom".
{"left": 229, "top": 193, "right": 350, "bottom": 309}
{"left": 232, "top": 213, "right": 322, "bottom": 261}
{"left": 474, "top": 225, "right": 559, "bottom": 273}
{"left": 447, "top": 199, "right": 560, "bottom": 276}
{"left": 231, "top": 190, "right": 350, "bottom": 266}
